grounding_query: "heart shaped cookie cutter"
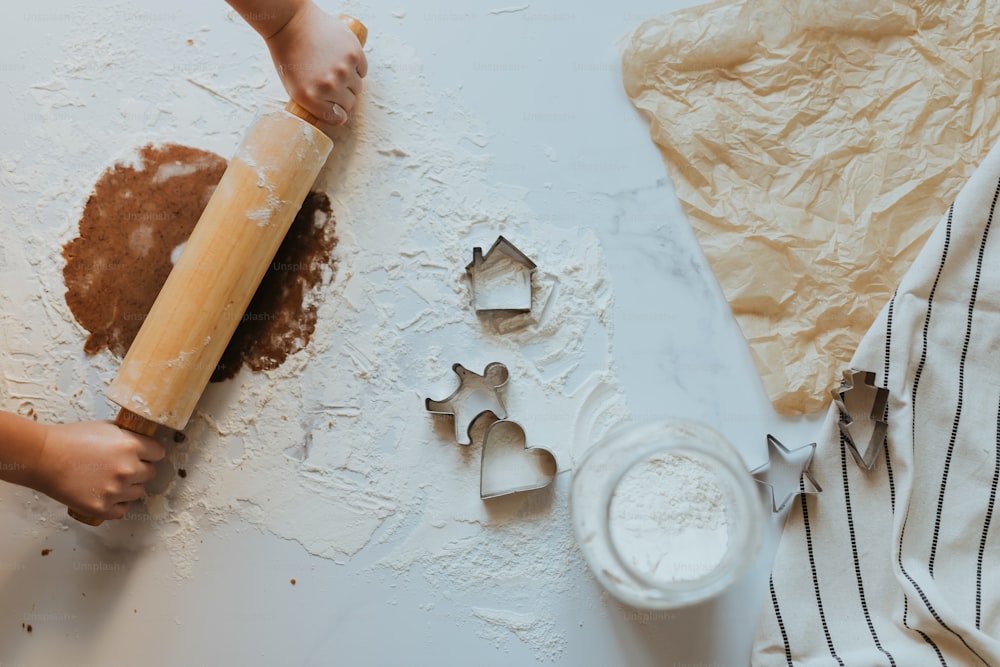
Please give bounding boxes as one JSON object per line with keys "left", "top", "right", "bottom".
{"left": 480, "top": 419, "right": 556, "bottom": 499}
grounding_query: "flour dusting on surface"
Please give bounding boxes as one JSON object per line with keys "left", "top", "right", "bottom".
{"left": 473, "top": 607, "right": 568, "bottom": 662}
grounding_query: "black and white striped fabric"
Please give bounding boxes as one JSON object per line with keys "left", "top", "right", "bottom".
{"left": 753, "top": 140, "right": 1000, "bottom": 665}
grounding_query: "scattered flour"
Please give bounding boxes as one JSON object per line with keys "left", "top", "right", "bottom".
{"left": 152, "top": 157, "right": 220, "bottom": 183}
{"left": 473, "top": 607, "right": 568, "bottom": 662}
{"left": 608, "top": 454, "right": 729, "bottom": 584}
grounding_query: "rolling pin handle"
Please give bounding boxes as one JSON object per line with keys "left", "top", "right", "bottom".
{"left": 67, "top": 508, "right": 104, "bottom": 526}
{"left": 67, "top": 408, "right": 160, "bottom": 526}
{"left": 339, "top": 14, "right": 368, "bottom": 46}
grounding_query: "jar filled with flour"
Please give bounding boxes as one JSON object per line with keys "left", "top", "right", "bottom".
{"left": 571, "top": 420, "right": 764, "bottom": 610}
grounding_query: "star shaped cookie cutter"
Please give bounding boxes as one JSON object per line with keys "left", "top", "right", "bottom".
{"left": 425, "top": 362, "right": 509, "bottom": 445}
{"left": 751, "top": 434, "right": 822, "bottom": 512}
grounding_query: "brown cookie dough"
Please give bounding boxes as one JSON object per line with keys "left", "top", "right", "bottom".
{"left": 63, "top": 143, "right": 225, "bottom": 357}
{"left": 211, "top": 190, "right": 336, "bottom": 382}
{"left": 63, "top": 143, "right": 337, "bottom": 383}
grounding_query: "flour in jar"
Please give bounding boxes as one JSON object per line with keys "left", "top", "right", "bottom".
{"left": 608, "top": 453, "right": 729, "bottom": 583}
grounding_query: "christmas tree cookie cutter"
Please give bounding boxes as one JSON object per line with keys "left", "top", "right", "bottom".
{"left": 831, "top": 369, "right": 889, "bottom": 470}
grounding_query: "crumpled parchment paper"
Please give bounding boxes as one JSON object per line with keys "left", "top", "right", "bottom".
{"left": 623, "top": 0, "right": 1000, "bottom": 414}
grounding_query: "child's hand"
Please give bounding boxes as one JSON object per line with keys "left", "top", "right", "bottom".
{"left": 31, "top": 421, "right": 165, "bottom": 520}
{"left": 265, "top": 2, "right": 367, "bottom": 125}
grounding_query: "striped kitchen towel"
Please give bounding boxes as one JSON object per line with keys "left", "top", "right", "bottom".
{"left": 753, "top": 139, "right": 1000, "bottom": 666}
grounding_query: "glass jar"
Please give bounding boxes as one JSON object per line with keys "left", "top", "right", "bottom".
{"left": 571, "top": 420, "right": 764, "bottom": 610}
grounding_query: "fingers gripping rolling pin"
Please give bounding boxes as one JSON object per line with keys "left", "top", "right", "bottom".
{"left": 68, "top": 17, "right": 368, "bottom": 526}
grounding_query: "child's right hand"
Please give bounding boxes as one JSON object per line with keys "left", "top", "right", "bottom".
{"left": 264, "top": 2, "right": 367, "bottom": 124}
{"left": 31, "top": 421, "right": 165, "bottom": 520}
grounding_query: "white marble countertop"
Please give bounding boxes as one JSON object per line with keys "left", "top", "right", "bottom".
{"left": 0, "top": 1, "right": 824, "bottom": 664}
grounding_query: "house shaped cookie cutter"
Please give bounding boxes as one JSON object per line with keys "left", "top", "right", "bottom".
{"left": 465, "top": 236, "right": 537, "bottom": 314}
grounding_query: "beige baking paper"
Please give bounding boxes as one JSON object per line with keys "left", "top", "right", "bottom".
{"left": 623, "top": 0, "right": 1000, "bottom": 414}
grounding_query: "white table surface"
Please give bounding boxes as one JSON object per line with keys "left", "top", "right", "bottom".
{"left": 0, "top": 1, "right": 823, "bottom": 665}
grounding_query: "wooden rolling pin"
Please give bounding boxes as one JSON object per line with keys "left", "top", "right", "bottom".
{"left": 69, "top": 17, "right": 368, "bottom": 526}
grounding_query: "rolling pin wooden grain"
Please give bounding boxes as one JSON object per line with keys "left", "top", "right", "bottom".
{"left": 68, "top": 17, "right": 368, "bottom": 526}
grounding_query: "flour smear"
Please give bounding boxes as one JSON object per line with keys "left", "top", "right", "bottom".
{"left": 0, "top": 8, "right": 627, "bottom": 661}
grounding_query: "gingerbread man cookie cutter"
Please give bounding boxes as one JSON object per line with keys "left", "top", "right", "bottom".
{"left": 425, "top": 362, "right": 509, "bottom": 445}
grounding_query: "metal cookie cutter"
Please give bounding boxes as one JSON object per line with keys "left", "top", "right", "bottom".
{"left": 751, "top": 434, "right": 822, "bottom": 513}
{"left": 465, "top": 236, "right": 537, "bottom": 314}
{"left": 480, "top": 419, "right": 556, "bottom": 499}
{"left": 831, "top": 369, "right": 889, "bottom": 470}
{"left": 425, "top": 362, "right": 509, "bottom": 445}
